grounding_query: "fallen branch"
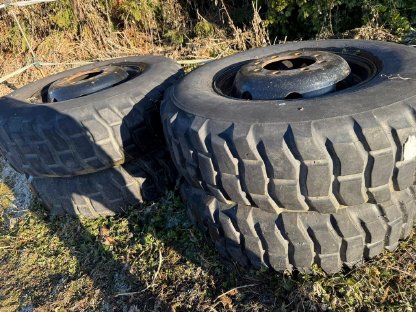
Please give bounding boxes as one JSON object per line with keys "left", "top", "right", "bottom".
{"left": 0, "top": 0, "right": 56, "bottom": 10}
{"left": 114, "top": 248, "right": 163, "bottom": 297}
{"left": 0, "top": 63, "right": 34, "bottom": 84}
{"left": 214, "top": 283, "right": 258, "bottom": 301}
{"left": 176, "top": 58, "right": 213, "bottom": 65}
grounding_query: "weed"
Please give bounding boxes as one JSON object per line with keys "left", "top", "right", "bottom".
{"left": 194, "top": 20, "right": 215, "bottom": 38}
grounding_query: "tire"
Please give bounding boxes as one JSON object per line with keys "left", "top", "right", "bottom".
{"left": 30, "top": 150, "right": 176, "bottom": 218}
{"left": 182, "top": 183, "right": 416, "bottom": 273}
{"left": 0, "top": 56, "right": 183, "bottom": 177}
{"left": 162, "top": 40, "right": 416, "bottom": 213}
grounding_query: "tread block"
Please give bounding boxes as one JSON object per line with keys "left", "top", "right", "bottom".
{"left": 99, "top": 108, "right": 123, "bottom": 126}
{"left": 254, "top": 210, "right": 290, "bottom": 271}
{"left": 332, "top": 142, "right": 366, "bottom": 176}
{"left": 394, "top": 190, "right": 416, "bottom": 239}
{"left": 189, "top": 117, "right": 210, "bottom": 154}
{"left": 242, "top": 159, "right": 267, "bottom": 195}
{"left": 279, "top": 213, "right": 314, "bottom": 268}
{"left": 350, "top": 205, "right": 387, "bottom": 258}
{"left": 206, "top": 184, "right": 230, "bottom": 203}
{"left": 308, "top": 196, "right": 339, "bottom": 213}
{"left": 210, "top": 135, "right": 238, "bottom": 175}
{"left": 338, "top": 176, "right": 367, "bottom": 206}
{"left": 220, "top": 173, "right": 250, "bottom": 205}
{"left": 36, "top": 144, "right": 56, "bottom": 165}
{"left": 250, "top": 194, "right": 279, "bottom": 213}
{"left": 198, "top": 153, "right": 217, "bottom": 185}
{"left": 290, "top": 125, "right": 325, "bottom": 161}
{"left": 170, "top": 139, "right": 185, "bottom": 168}
{"left": 353, "top": 114, "right": 391, "bottom": 151}
{"left": 370, "top": 150, "right": 395, "bottom": 187}
{"left": 58, "top": 152, "right": 80, "bottom": 171}
{"left": 81, "top": 118, "right": 110, "bottom": 141}
{"left": 271, "top": 180, "right": 308, "bottom": 211}
{"left": 302, "top": 213, "right": 342, "bottom": 273}
{"left": 305, "top": 162, "right": 332, "bottom": 197}
{"left": 330, "top": 210, "right": 364, "bottom": 264}
{"left": 99, "top": 142, "right": 123, "bottom": 161}
{"left": 185, "top": 162, "right": 199, "bottom": 181}
{"left": 395, "top": 160, "right": 416, "bottom": 190}
{"left": 261, "top": 138, "right": 298, "bottom": 180}
{"left": 237, "top": 207, "right": 266, "bottom": 268}
{"left": 218, "top": 210, "right": 248, "bottom": 265}
{"left": 369, "top": 184, "right": 391, "bottom": 202}
{"left": 72, "top": 135, "right": 96, "bottom": 159}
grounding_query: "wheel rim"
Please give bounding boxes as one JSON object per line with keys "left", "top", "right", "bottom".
{"left": 46, "top": 65, "right": 138, "bottom": 102}
{"left": 213, "top": 48, "right": 379, "bottom": 101}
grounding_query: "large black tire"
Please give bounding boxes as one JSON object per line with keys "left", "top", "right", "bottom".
{"left": 162, "top": 40, "right": 416, "bottom": 213}
{"left": 0, "top": 56, "right": 183, "bottom": 177}
{"left": 30, "top": 150, "right": 176, "bottom": 218}
{"left": 162, "top": 40, "right": 416, "bottom": 272}
{"left": 182, "top": 183, "right": 416, "bottom": 273}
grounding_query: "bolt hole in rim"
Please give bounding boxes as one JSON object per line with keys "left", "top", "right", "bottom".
{"left": 213, "top": 48, "right": 379, "bottom": 101}
{"left": 29, "top": 63, "right": 144, "bottom": 103}
{"left": 263, "top": 57, "right": 315, "bottom": 71}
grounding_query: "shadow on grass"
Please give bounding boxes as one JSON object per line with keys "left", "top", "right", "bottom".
{"left": 4, "top": 188, "right": 416, "bottom": 311}
{"left": 18, "top": 192, "right": 325, "bottom": 312}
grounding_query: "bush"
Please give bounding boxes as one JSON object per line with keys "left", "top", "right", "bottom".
{"left": 264, "top": 0, "right": 416, "bottom": 40}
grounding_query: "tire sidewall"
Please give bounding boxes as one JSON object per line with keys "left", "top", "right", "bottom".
{"left": 8, "top": 55, "right": 181, "bottom": 114}
{"left": 171, "top": 40, "right": 416, "bottom": 123}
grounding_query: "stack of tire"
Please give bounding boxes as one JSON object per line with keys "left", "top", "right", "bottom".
{"left": 161, "top": 40, "right": 416, "bottom": 273}
{"left": 0, "top": 56, "right": 183, "bottom": 218}
{"left": 1, "top": 40, "right": 415, "bottom": 274}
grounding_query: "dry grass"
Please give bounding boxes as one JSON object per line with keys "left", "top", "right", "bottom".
{"left": 340, "top": 25, "right": 400, "bottom": 42}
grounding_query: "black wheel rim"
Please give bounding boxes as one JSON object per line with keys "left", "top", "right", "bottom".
{"left": 29, "top": 63, "right": 144, "bottom": 103}
{"left": 213, "top": 48, "right": 380, "bottom": 101}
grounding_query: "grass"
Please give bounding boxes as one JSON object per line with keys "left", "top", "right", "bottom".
{"left": 0, "top": 180, "right": 415, "bottom": 311}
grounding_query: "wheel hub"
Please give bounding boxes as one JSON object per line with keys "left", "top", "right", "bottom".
{"left": 232, "top": 50, "right": 351, "bottom": 100}
{"left": 47, "top": 65, "right": 131, "bottom": 102}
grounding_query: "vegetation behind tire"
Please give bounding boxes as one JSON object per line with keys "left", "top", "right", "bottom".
{"left": 264, "top": 0, "right": 416, "bottom": 39}
{"left": 1, "top": 0, "right": 415, "bottom": 55}
{"left": 162, "top": 39, "right": 416, "bottom": 272}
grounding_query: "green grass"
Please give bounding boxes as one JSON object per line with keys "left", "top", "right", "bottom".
{"left": 0, "top": 187, "right": 415, "bottom": 311}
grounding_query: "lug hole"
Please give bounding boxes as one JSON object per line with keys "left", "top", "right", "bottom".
{"left": 285, "top": 92, "right": 303, "bottom": 99}
{"left": 242, "top": 91, "right": 253, "bottom": 100}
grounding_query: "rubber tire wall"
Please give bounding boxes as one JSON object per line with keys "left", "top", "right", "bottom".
{"left": 162, "top": 40, "right": 416, "bottom": 272}
{"left": 31, "top": 150, "right": 176, "bottom": 218}
{"left": 0, "top": 56, "right": 183, "bottom": 177}
{"left": 182, "top": 183, "right": 416, "bottom": 273}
